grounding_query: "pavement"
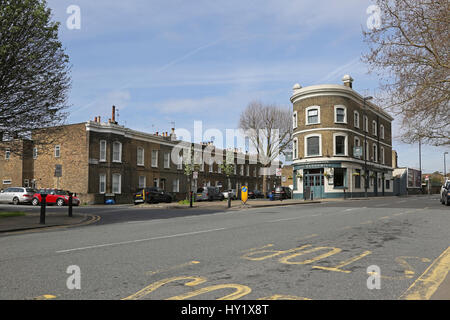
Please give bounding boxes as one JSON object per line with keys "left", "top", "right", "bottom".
{"left": 0, "top": 211, "right": 96, "bottom": 234}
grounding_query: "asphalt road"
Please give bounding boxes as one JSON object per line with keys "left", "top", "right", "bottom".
{"left": 0, "top": 195, "right": 448, "bottom": 300}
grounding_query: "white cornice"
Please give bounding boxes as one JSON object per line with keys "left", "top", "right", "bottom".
{"left": 291, "top": 84, "right": 393, "bottom": 122}
{"left": 292, "top": 157, "right": 393, "bottom": 171}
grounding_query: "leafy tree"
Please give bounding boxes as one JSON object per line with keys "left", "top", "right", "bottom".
{"left": 363, "top": 0, "right": 449, "bottom": 146}
{"left": 0, "top": 0, "right": 71, "bottom": 152}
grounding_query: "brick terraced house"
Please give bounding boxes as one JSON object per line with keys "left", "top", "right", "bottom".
{"left": 1, "top": 108, "right": 272, "bottom": 204}
{"left": 291, "top": 75, "right": 394, "bottom": 199}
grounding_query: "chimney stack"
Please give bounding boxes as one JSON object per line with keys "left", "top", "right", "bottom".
{"left": 342, "top": 75, "right": 353, "bottom": 88}
{"left": 94, "top": 117, "right": 98, "bottom": 122}
{"left": 112, "top": 106, "right": 117, "bottom": 124}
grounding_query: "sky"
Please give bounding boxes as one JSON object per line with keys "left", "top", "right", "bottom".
{"left": 45, "top": 0, "right": 449, "bottom": 174}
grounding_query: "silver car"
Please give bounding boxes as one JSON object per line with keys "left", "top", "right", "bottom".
{"left": 0, "top": 187, "right": 37, "bottom": 205}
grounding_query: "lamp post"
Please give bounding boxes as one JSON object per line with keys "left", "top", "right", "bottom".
{"left": 445, "top": 152, "right": 448, "bottom": 183}
{"left": 363, "top": 96, "right": 373, "bottom": 198}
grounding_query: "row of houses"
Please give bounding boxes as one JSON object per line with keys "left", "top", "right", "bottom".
{"left": 0, "top": 110, "right": 280, "bottom": 204}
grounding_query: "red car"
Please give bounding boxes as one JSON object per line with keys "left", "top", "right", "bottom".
{"left": 31, "top": 189, "right": 80, "bottom": 206}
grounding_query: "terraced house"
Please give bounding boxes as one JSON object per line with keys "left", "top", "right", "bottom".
{"left": 291, "top": 75, "right": 394, "bottom": 199}
{"left": 1, "top": 107, "right": 268, "bottom": 204}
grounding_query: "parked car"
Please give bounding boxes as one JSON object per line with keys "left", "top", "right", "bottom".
{"left": 134, "top": 187, "right": 172, "bottom": 204}
{"left": 221, "top": 189, "right": 237, "bottom": 200}
{"left": 249, "top": 190, "right": 264, "bottom": 199}
{"left": 31, "top": 189, "right": 80, "bottom": 206}
{"left": 0, "top": 187, "right": 37, "bottom": 205}
{"left": 196, "top": 187, "right": 224, "bottom": 201}
{"left": 440, "top": 181, "right": 450, "bottom": 206}
{"left": 272, "top": 186, "right": 292, "bottom": 200}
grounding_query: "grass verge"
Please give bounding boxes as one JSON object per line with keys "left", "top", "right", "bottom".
{"left": 0, "top": 211, "right": 27, "bottom": 218}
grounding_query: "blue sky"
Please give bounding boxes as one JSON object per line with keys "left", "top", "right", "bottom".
{"left": 46, "top": 0, "right": 449, "bottom": 173}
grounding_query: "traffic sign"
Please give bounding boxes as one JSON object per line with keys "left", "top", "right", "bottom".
{"left": 241, "top": 186, "right": 248, "bottom": 204}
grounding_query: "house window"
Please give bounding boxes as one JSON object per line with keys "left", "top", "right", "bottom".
{"left": 2, "top": 180, "right": 12, "bottom": 185}
{"left": 164, "top": 152, "right": 170, "bottom": 168}
{"left": 355, "top": 169, "right": 361, "bottom": 189}
{"left": 364, "top": 116, "right": 369, "bottom": 132}
{"left": 173, "top": 179, "right": 180, "bottom": 192}
{"left": 354, "top": 137, "right": 362, "bottom": 158}
{"left": 386, "top": 179, "right": 390, "bottom": 190}
{"left": 112, "top": 174, "right": 121, "bottom": 194}
{"left": 240, "top": 165, "right": 244, "bottom": 176}
{"left": 334, "top": 106, "right": 347, "bottom": 123}
{"left": 334, "top": 134, "right": 347, "bottom": 156}
{"left": 112, "top": 142, "right": 122, "bottom": 163}
{"left": 305, "top": 135, "right": 321, "bottom": 157}
{"left": 246, "top": 165, "right": 250, "bottom": 176}
{"left": 373, "top": 144, "right": 378, "bottom": 162}
{"left": 99, "top": 140, "right": 107, "bottom": 162}
{"left": 5, "top": 148, "right": 10, "bottom": 160}
{"left": 33, "top": 147, "right": 38, "bottom": 159}
{"left": 354, "top": 111, "right": 360, "bottom": 128}
{"left": 153, "top": 178, "right": 159, "bottom": 187}
{"left": 151, "top": 150, "right": 158, "bottom": 167}
{"left": 380, "top": 125, "right": 385, "bottom": 140}
{"left": 177, "top": 155, "right": 183, "bottom": 170}
{"left": 209, "top": 159, "right": 213, "bottom": 173}
{"left": 306, "top": 106, "right": 320, "bottom": 125}
{"left": 380, "top": 146, "right": 385, "bottom": 164}
{"left": 54, "top": 145, "right": 60, "bottom": 158}
{"left": 293, "top": 138, "right": 298, "bottom": 159}
{"left": 365, "top": 141, "right": 370, "bottom": 161}
{"left": 334, "top": 168, "right": 346, "bottom": 188}
{"left": 293, "top": 111, "right": 298, "bottom": 129}
{"left": 137, "top": 147, "right": 145, "bottom": 166}
{"left": 99, "top": 174, "right": 106, "bottom": 194}
{"left": 139, "top": 176, "right": 146, "bottom": 189}
{"left": 233, "top": 164, "right": 237, "bottom": 175}
{"left": 372, "top": 120, "right": 377, "bottom": 136}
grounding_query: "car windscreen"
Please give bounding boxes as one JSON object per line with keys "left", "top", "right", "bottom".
{"left": 55, "top": 190, "right": 68, "bottom": 195}
{"left": 25, "top": 188, "right": 36, "bottom": 193}
{"left": 197, "top": 188, "right": 204, "bottom": 193}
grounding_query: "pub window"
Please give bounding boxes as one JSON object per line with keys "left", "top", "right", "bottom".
{"left": 305, "top": 135, "right": 321, "bottom": 157}
{"left": 334, "top": 106, "right": 347, "bottom": 123}
{"left": 334, "top": 135, "right": 347, "bottom": 156}
{"left": 306, "top": 106, "right": 320, "bottom": 125}
{"left": 355, "top": 169, "right": 361, "bottom": 189}
{"left": 334, "top": 168, "right": 346, "bottom": 188}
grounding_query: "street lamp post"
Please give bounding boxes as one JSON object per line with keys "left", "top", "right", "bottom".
{"left": 445, "top": 152, "right": 448, "bottom": 183}
{"left": 363, "top": 96, "right": 373, "bottom": 198}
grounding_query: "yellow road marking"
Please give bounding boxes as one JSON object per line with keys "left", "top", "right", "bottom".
{"left": 167, "top": 284, "right": 251, "bottom": 300}
{"left": 379, "top": 216, "right": 390, "bottom": 220}
{"left": 313, "top": 251, "right": 372, "bottom": 273}
{"left": 297, "top": 234, "right": 319, "bottom": 241}
{"left": 242, "top": 244, "right": 312, "bottom": 261}
{"left": 399, "top": 247, "right": 450, "bottom": 300}
{"left": 145, "top": 261, "right": 200, "bottom": 276}
{"left": 241, "top": 244, "right": 274, "bottom": 253}
{"left": 360, "top": 220, "right": 373, "bottom": 225}
{"left": 122, "top": 276, "right": 207, "bottom": 300}
{"left": 279, "top": 247, "right": 342, "bottom": 265}
{"left": 33, "top": 294, "right": 57, "bottom": 300}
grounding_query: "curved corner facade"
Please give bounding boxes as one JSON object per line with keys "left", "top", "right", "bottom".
{"left": 291, "top": 80, "right": 394, "bottom": 199}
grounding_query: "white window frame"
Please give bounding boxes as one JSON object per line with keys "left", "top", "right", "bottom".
{"left": 112, "top": 173, "right": 121, "bottom": 194}
{"left": 380, "top": 146, "right": 385, "bottom": 164}
{"left": 293, "top": 111, "right": 298, "bottom": 129}
{"left": 112, "top": 141, "right": 122, "bottom": 163}
{"left": 354, "top": 137, "right": 361, "bottom": 158}
{"left": 354, "top": 111, "right": 360, "bottom": 128}
{"left": 139, "top": 175, "right": 146, "bottom": 189}
{"left": 364, "top": 115, "right": 369, "bottom": 132}
{"left": 173, "top": 178, "right": 180, "bottom": 192}
{"left": 2, "top": 180, "right": 12, "bottom": 185}
{"left": 99, "top": 174, "right": 106, "bottom": 194}
{"left": 33, "top": 147, "right": 38, "bottom": 159}
{"left": 5, "top": 148, "right": 10, "bottom": 160}
{"left": 137, "top": 147, "right": 145, "bottom": 166}
{"left": 305, "top": 106, "right": 321, "bottom": 125}
{"left": 293, "top": 138, "right": 298, "bottom": 159}
{"left": 151, "top": 150, "right": 158, "bottom": 168}
{"left": 372, "top": 120, "right": 377, "bottom": 136}
{"left": 380, "top": 124, "right": 385, "bottom": 140}
{"left": 334, "top": 105, "right": 347, "bottom": 124}
{"left": 240, "top": 165, "right": 244, "bottom": 176}
{"left": 365, "top": 140, "right": 370, "bottom": 161}
{"left": 373, "top": 144, "right": 378, "bottom": 162}
{"left": 304, "top": 133, "right": 322, "bottom": 157}
{"left": 99, "top": 140, "right": 107, "bottom": 162}
{"left": 333, "top": 133, "right": 348, "bottom": 156}
{"left": 164, "top": 152, "right": 170, "bottom": 169}
{"left": 54, "top": 145, "right": 60, "bottom": 158}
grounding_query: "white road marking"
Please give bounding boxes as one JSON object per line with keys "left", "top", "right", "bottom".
{"left": 268, "top": 214, "right": 322, "bottom": 223}
{"left": 56, "top": 228, "right": 226, "bottom": 253}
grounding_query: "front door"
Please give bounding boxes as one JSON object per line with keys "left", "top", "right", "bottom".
{"left": 304, "top": 169, "right": 324, "bottom": 199}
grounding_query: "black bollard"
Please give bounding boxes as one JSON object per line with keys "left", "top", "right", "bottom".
{"left": 40, "top": 194, "right": 47, "bottom": 224}
{"left": 228, "top": 194, "right": 231, "bottom": 208}
{"left": 68, "top": 192, "right": 73, "bottom": 217}
{"left": 190, "top": 191, "right": 193, "bottom": 208}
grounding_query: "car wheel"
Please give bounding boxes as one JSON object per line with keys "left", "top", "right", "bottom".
{"left": 32, "top": 198, "right": 39, "bottom": 206}
{"left": 165, "top": 196, "right": 172, "bottom": 203}
{"left": 56, "top": 198, "right": 65, "bottom": 207}
{"left": 446, "top": 197, "right": 450, "bottom": 206}
{"left": 12, "top": 197, "right": 19, "bottom": 205}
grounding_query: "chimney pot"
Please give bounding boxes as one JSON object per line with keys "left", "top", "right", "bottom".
{"left": 112, "top": 106, "right": 116, "bottom": 124}
{"left": 342, "top": 75, "right": 353, "bottom": 88}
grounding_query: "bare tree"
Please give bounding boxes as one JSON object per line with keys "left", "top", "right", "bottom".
{"left": 363, "top": 0, "right": 449, "bottom": 146}
{"left": 0, "top": 0, "right": 71, "bottom": 153}
{"left": 239, "top": 101, "right": 292, "bottom": 196}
